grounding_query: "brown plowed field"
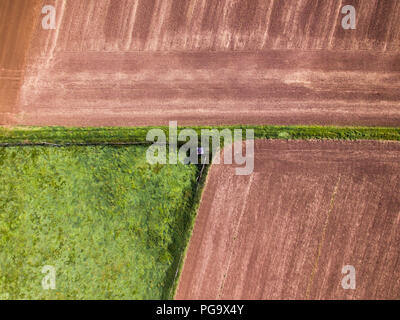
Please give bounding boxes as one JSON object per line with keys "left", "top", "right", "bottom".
{"left": 0, "top": 0, "right": 41, "bottom": 123}
{"left": 176, "top": 140, "right": 400, "bottom": 299}
{"left": 24, "top": 0, "right": 400, "bottom": 53}
{"left": 1, "top": 0, "right": 399, "bottom": 126}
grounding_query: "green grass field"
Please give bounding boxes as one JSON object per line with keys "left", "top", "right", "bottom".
{"left": 0, "top": 145, "right": 198, "bottom": 299}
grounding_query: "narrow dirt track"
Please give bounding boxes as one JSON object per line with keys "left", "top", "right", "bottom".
{"left": 1, "top": 0, "right": 399, "bottom": 126}
{"left": 176, "top": 140, "right": 400, "bottom": 299}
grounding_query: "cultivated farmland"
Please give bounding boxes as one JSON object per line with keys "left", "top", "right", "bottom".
{"left": 1, "top": 0, "right": 399, "bottom": 126}
{"left": 0, "top": 0, "right": 41, "bottom": 123}
{"left": 1, "top": 0, "right": 400, "bottom": 301}
{"left": 176, "top": 140, "right": 400, "bottom": 299}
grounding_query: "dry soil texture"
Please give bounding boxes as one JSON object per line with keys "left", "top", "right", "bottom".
{"left": 0, "top": 0, "right": 399, "bottom": 126}
{"left": 176, "top": 140, "right": 400, "bottom": 299}
{"left": 0, "top": 0, "right": 41, "bottom": 123}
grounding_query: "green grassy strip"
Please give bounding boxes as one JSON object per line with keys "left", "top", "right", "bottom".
{"left": 0, "top": 125, "right": 399, "bottom": 144}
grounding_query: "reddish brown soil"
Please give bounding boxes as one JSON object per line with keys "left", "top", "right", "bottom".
{"left": 16, "top": 50, "right": 400, "bottom": 126}
{"left": 24, "top": 0, "right": 400, "bottom": 52}
{"left": 176, "top": 140, "right": 400, "bottom": 299}
{"left": 1, "top": 0, "right": 399, "bottom": 126}
{"left": 0, "top": 0, "right": 40, "bottom": 123}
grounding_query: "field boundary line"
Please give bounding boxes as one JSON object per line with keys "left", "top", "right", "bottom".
{"left": 0, "top": 142, "right": 152, "bottom": 147}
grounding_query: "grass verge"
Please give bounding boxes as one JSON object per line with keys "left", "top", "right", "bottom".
{"left": 0, "top": 125, "right": 399, "bottom": 145}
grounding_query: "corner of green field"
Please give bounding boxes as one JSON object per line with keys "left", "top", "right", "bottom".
{"left": 0, "top": 141, "right": 202, "bottom": 299}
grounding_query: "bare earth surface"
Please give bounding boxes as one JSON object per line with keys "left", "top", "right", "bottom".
{"left": 176, "top": 140, "right": 400, "bottom": 300}
{"left": 1, "top": 0, "right": 399, "bottom": 126}
{"left": 0, "top": 0, "right": 40, "bottom": 123}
